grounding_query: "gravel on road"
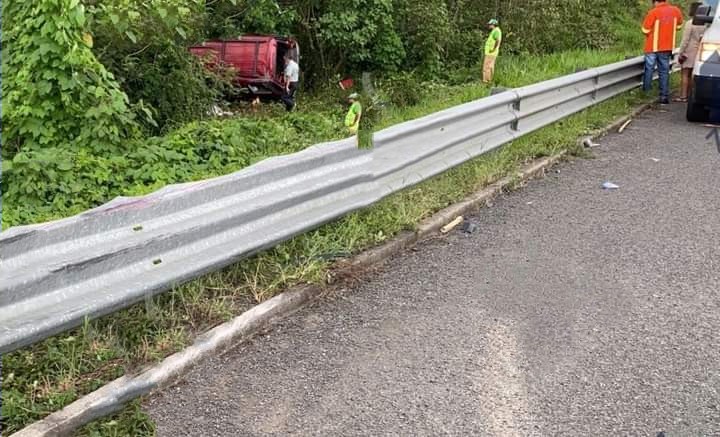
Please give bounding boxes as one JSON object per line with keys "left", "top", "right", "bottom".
{"left": 146, "top": 103, "right": 720, "bottom": 436}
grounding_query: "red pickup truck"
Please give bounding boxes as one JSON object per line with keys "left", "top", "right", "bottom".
{"left": 189, "top": 35, "right": 299, "bottom": 98}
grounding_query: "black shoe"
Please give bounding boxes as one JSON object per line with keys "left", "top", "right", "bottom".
{"left": 659, "top": 98, "right": 670, "bottom": 105}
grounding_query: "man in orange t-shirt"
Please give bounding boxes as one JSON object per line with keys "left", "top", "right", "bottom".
{"left": 642, "top": 0, "right": 684, "bottom": 104}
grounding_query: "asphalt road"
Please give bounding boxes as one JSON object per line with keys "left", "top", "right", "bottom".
{"left": 146, "top": 103, "right": 720, "bottom": 436}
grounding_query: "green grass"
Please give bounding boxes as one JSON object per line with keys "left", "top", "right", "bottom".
{"left": 374, "top": 48, "right": 642, "bottom": 131}
{"left": 78, "top": 401, "right": 155, "bottom": 437}
{"left": 2, "top": 27, "right": 680, "bottom": 433}
{"left": 75, "top": 87, "right": 655, "bottom": 434}
{"left": 1, "top": 45, "right": 642, "bottom": 229}
{"left": 0, "top": 4, "right": 687, "bottom": 432}
{"left": 1, "top": 85, "right": 659, "bottom": 436}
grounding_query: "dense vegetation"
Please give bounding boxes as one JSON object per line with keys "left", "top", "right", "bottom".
{"left": 2, "top": 0, "right": 689, "bottom": 434}
{"left": 1, "top": 0, "right": 655, "bottom": 229}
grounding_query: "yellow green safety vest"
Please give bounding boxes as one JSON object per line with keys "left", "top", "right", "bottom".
{"left": 485, "top": 27, "right": 502, "bottom": 56}
{"left": 345, "top": 101, "right": 362, "bottom": 133}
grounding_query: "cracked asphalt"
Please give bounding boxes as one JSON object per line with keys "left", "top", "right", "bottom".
{"left": 146, "top": 103, "right": 720, "bottom": 436}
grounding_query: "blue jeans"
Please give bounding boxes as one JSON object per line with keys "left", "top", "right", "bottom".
{"left": 643, "top": 52, "right": 671, "bottom": 100}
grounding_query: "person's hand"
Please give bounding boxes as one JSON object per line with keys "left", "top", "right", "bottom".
{"left": 679, "top": 54, "right": 688, "bottom": 64}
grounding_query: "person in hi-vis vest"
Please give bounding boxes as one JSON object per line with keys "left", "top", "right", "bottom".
{"left": 641, "top": 0, "right": 683, "bottom": 104}
{"left": 483, "top": 19, "right": 502, "bottom": 84}
{"left": 345, "top": 93, "right": 362, "bottom": 135}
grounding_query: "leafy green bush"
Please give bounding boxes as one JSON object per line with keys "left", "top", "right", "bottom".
{"left": 1, "top": 0, "right": 140, "bottom": 155}
{"left": 444, "top": 0, "right": 646, "bottom": 68}
{"left": 394, "top": 0, "right": 451, "bottom": 78}
{"left": 379, "top": 72, "right": 428, "bottom": 107}
{"left": 205, "top": 0, "right": 297, "bottom": 38}
{"left": 197, "top": 0, "right": 651, "bottom": 80}
{"left": 2, "top": 111, "right": 342, "bottom": 228}
{"left": 2, "top": 147, "right": 129, "bottom": 226}
{"left": 315, "top": 0, "right": 406, "bottom": 73}
{"left": 87, "top": 0, "right": 221, "bottom": 134}
{"left": 1, "top": 0, "right": 662, "bottom": 231}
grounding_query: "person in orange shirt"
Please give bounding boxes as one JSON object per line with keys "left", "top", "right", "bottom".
{"left": 641, "top": 0, "right": 684, "bottom": 104}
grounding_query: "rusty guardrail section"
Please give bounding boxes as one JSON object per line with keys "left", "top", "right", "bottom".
{"left": 0, "top": 55, "right": 655, "bottom": 353}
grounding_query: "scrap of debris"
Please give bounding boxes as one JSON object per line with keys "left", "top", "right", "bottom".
{"left": 208, "top": 104, "right": 234, "bottom": 117}
{"left": 582, "top": 137, "right": 600, "bottom": 148}
{"left": 618, "top": 119, "right": 632, "bottom": 133}
{"left": 461, "top": 220, "right": 479, "bottom": 234}
{"left": 602, "top": 181, "right": 620, "bottom": 190}
{"left": 441, "top": 216, "right": 464, "bottom": 234}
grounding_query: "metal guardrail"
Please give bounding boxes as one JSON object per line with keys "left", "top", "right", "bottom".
{"left": 0, "top": 55, "right": 661, "bottom": 353}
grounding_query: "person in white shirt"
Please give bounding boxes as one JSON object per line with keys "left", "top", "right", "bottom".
{"left": 282, "top": 55, "right": 300, "bottom": 111}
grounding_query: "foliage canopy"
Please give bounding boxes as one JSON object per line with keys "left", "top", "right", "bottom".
{"left": 1, "top": 0, "right": 654, "bottom": 229}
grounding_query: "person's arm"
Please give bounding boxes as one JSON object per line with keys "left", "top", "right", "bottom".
{"left": 284, "top": 65, "right": 292, "bottom": 91}
{"left": 493, "top": 33, "right": 501, "bottom": 52}
{"left": 674, "top": 9, "right": 684, "bottom": 53}
{"left": 641, "top": 11, "right": 654, "bottom": 35}
{"left": 353, "top": 105, "right": 361, "bottom": 126}
{"left": 679, "top": 23, "right": 692, "bottom": 59}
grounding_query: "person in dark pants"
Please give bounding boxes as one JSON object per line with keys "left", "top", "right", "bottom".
{"left": 641, "top": 0, "right": 683, "bottom": 104}
{"left": 281, "top": 55, "right": 299, "bottom": 111}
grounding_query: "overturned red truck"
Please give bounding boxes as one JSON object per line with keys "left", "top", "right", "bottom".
{"left": 189, "top": 35, "right": 299, "bottom": 99}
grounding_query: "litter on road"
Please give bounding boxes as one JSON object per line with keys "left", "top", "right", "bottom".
{"left": 618, "top": 119, "right": 632, "bottom": 133}
{"left": 602, "top": 181, "right": 620, "bottom": 189}
{"left": 582, "top": 137, "right": 600, "bottom": 148}
{"left": 440, "top": 216, "right": 464, "bottom": 234}
{"left": 461, "top": 220, "right": 479, "bottom": 234}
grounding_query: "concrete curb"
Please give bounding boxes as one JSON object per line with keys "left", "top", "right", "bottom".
{"left": 11, "top": 103, "right": 649, "bottom": 437}
{"left": 579, "top": 101, "right": 653, "bottom": 147}
{"left": 10, "top": 155, "right": 562, "bottom": 437}
{"left": 11, "top": 285, "right": 319, "bottom": 437}
{"left": 604, "top": 101, "right": 654, "bottom": 133}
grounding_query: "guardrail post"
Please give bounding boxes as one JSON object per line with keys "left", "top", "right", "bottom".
{"left": 592, "top": 72, "right": 599, "bottom": 100}
{"left": 511, "top": 99, "right": 520, "bottom": 131}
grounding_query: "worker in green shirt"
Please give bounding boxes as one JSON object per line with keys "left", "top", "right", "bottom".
{"left": 483, "top": 18, "right": 502, "bottom": 84}
{"left": 345, "top": 93, "right": 362, "bottom": 135}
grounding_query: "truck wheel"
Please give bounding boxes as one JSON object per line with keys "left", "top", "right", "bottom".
{"left": 686, "top": 92, "right": 709, "bottom": 122}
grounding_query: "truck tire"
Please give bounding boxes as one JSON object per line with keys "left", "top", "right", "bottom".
{"left": 686, "top": 92, "right": 709, "bottom": 123}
